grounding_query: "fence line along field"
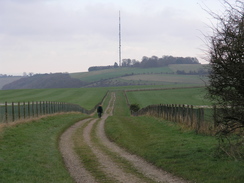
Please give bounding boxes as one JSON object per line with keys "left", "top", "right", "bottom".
{"left": 0, "top": 101, "right": 95, "bottom": 123}
{"left": 121, "top": 74, "right": 206, "bottom": 86}
{"left": 125, "top": 87, "right": 214, "bottom": 134}
{"left": 0, "top": 88, "right": 108, "bottom": 109}
{"left": 0, "top": 88, "right": 108, "bottom": 123}
{"left": 125, "top": 87, "right": 211, "bottom": 108}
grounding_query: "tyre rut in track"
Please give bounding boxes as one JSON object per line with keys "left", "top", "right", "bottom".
{"left": 59, "top": 92, "right": 188, "bottom": 183}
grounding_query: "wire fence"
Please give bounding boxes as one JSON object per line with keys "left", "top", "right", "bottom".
{"left": 0, "top": 101, "right": 84, "bottom": 123}
{"left": 131, "top": 104, "right": 216, "bottom": 135}
{"left": 0, "top": 91, "right": 108, "bottom": 123}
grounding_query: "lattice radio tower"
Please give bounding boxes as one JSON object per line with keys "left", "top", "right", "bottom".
{"left": 119, "top": 11, "right": 121, "bottom": 67}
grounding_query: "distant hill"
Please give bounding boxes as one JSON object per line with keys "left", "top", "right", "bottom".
{"left": 2, "top": 64, "right": 209, "bottom": 90}
{"left": 0, "top": 76, "right": 22, "bottom": 89}
{"left": 2, "top": 73, "right": 86, "bottom": 90}
{"left": 71, "top": 64, "right": 209, "bottom": 87}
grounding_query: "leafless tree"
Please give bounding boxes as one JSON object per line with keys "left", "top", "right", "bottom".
{"left": 206, "top": 0, "right": 244, "bottom": 158}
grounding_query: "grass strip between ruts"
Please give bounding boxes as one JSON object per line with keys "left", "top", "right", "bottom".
{"left": 73, "top": 118, "right": 117, "bottom": 183}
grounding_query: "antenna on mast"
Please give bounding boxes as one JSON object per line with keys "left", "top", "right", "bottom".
{"left": 119, "top": 11, "right": 121, "bottom": 67}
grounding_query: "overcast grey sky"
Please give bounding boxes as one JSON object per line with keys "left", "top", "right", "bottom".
{"left": 0, "top": 0, "right": 237, "bottom": 75}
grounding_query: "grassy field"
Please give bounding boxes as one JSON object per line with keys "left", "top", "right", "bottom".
{"left": 70, "top": 67, "right": 174, "bottom": 83}
{"left": 0, "top": 113, "right": 87, "bottom": 183}
{"left": 105, "top": 91, "right": 244, "bottom": 183}
{"left": 1, "top": 87, "right": 243, "bottom": 182}
{"left": 70, "top": 65, "right": 207, "bottom": 84}
{"left": 168, "top": 64, "right": 208, "bottom": 73}
{"left": 0, "top": 88, "right": 108, "bottom": 110}
{"left": 126, "top": 87, "right": 211, "bottom": 108}
{"left": 122, "top": 74, "right": 206, "bottom": 86}
{"left": 70, "top": 65, "right": 208, "bottom": 87}
{"left": 0, "top": 65, "right": 207, "bottom": 90}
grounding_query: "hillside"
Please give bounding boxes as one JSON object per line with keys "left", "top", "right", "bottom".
{"left": 1, "top": 64, "right": 208, "bottom": 90}
{"left": 2, "top": 73, "right": 85, "bottom": 90}
{"left": 0, "top": 76, "right": 22, "bottom": 89}
{"left": 71, "top": 64, "right": 208, "bottom": 87}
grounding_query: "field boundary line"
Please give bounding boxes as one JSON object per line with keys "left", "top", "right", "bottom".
{"left": 124, "top": 86, "right": 205, "bottom": 92}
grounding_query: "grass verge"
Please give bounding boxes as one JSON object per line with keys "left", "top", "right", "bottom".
{"left": 0, "top": 113, "right": 87, "bottom": 183}
{"left": 105, "top": 91, "right": 244, "bottom": 183}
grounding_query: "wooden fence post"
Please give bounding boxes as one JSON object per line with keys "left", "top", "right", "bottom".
{"left": 39, "top": 101, "right": 42, "bottom": 116}
{"left": 5, "top": 102, "right": 8, "bottom": 123}
{"left": 46, "top": 102, "right": 49, "bottom": 114}
{"left": 173, "top": 104, "right": 177, "bottom": 122}
{"left": 18, "top": 102, "right": 21, "bottom": 120}
{"left": 213, "top": 105, "right": 217, "bottom": 129}
{"left": 53, "top": 102, "right": 55, "bottom": 113}
{"left": 201, "top": 108, "right": 204, "bottom": 124}
{"left": 182, "top": 105, "right": 186, "bottom": 123}
{"left": 23, "top": 102, "right": 26, "bottom": 119}
{"left": 166, "top": 104, "right": 169, "bottom": 120}
{"left": 12, "top": 102, "right": 15, "bottom": 122}
{"left": 43, "top": 101, "right": 46, "bottom": 115}
{"left": 49, "top": 102, "right": 51, "bottom": 114}
{"left": 162, "top": 104, "right": 165, "bottom": 119}
{"left": 32, "top": 101, "right": 35, "bottom": 117}
{"left": 196, "top": 108, "right": 202, "bottom": 134}
{"left": 187, "top": 105, "right": 190, "bottom": 125}
{"left": 27, "top": 102, "right": 30, "bottom": 118}
{"left": 36, "top": 101, "right": 38, "bottom": 117}
{"left": 190, "top": 105, "right": 193, "bottom": 127}
{"left": 178, "top": 104, "right": 181, "bottom": 123}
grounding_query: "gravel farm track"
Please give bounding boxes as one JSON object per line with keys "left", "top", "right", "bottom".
{"left": 59, "top": 93, "right": 189, "bottom": 183}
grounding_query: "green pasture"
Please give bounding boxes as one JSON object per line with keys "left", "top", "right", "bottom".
{"left": 0, "top": 88, "right": 243, "bottom": 182}
{"left": 105, "top": 91, "right": 244, "bottom": 183}
{"left": 70, "top": 65, "right": 208, "bottom": 84}
{"left": 70, "top": 67, "right": 173, "bottom": 83}
{"left": 122, "top": 74, "right": 207, "bottom": 86}
{"left": 126, "top": 87, "right": 211, "bottom": 108}
{"left": 0, "top": 88, "right": 108, "bottom": 110}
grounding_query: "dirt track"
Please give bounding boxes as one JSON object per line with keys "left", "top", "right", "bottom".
{"left": 59, "top": 93, "right": 188, "bottom": 183}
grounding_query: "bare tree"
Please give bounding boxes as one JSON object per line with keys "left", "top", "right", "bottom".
{"left": 206, "top": 0, "right": 244, "bottom": 158}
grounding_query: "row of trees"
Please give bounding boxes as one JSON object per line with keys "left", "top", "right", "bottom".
{"left": 88, "top": 65, "right": 115, "bottom": 72}
{"left": 0, "top": 74, "right": 15, "bottom": 77}
{"left": 121, "top": 56, "right": 199, "bottom": 68}
{"left": 88, "top": 55, "right": 200, "bottom": 72}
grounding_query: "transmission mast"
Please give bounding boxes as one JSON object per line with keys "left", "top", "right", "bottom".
{"left": 119, "top": 11, "right": 121, "bottom": 67}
